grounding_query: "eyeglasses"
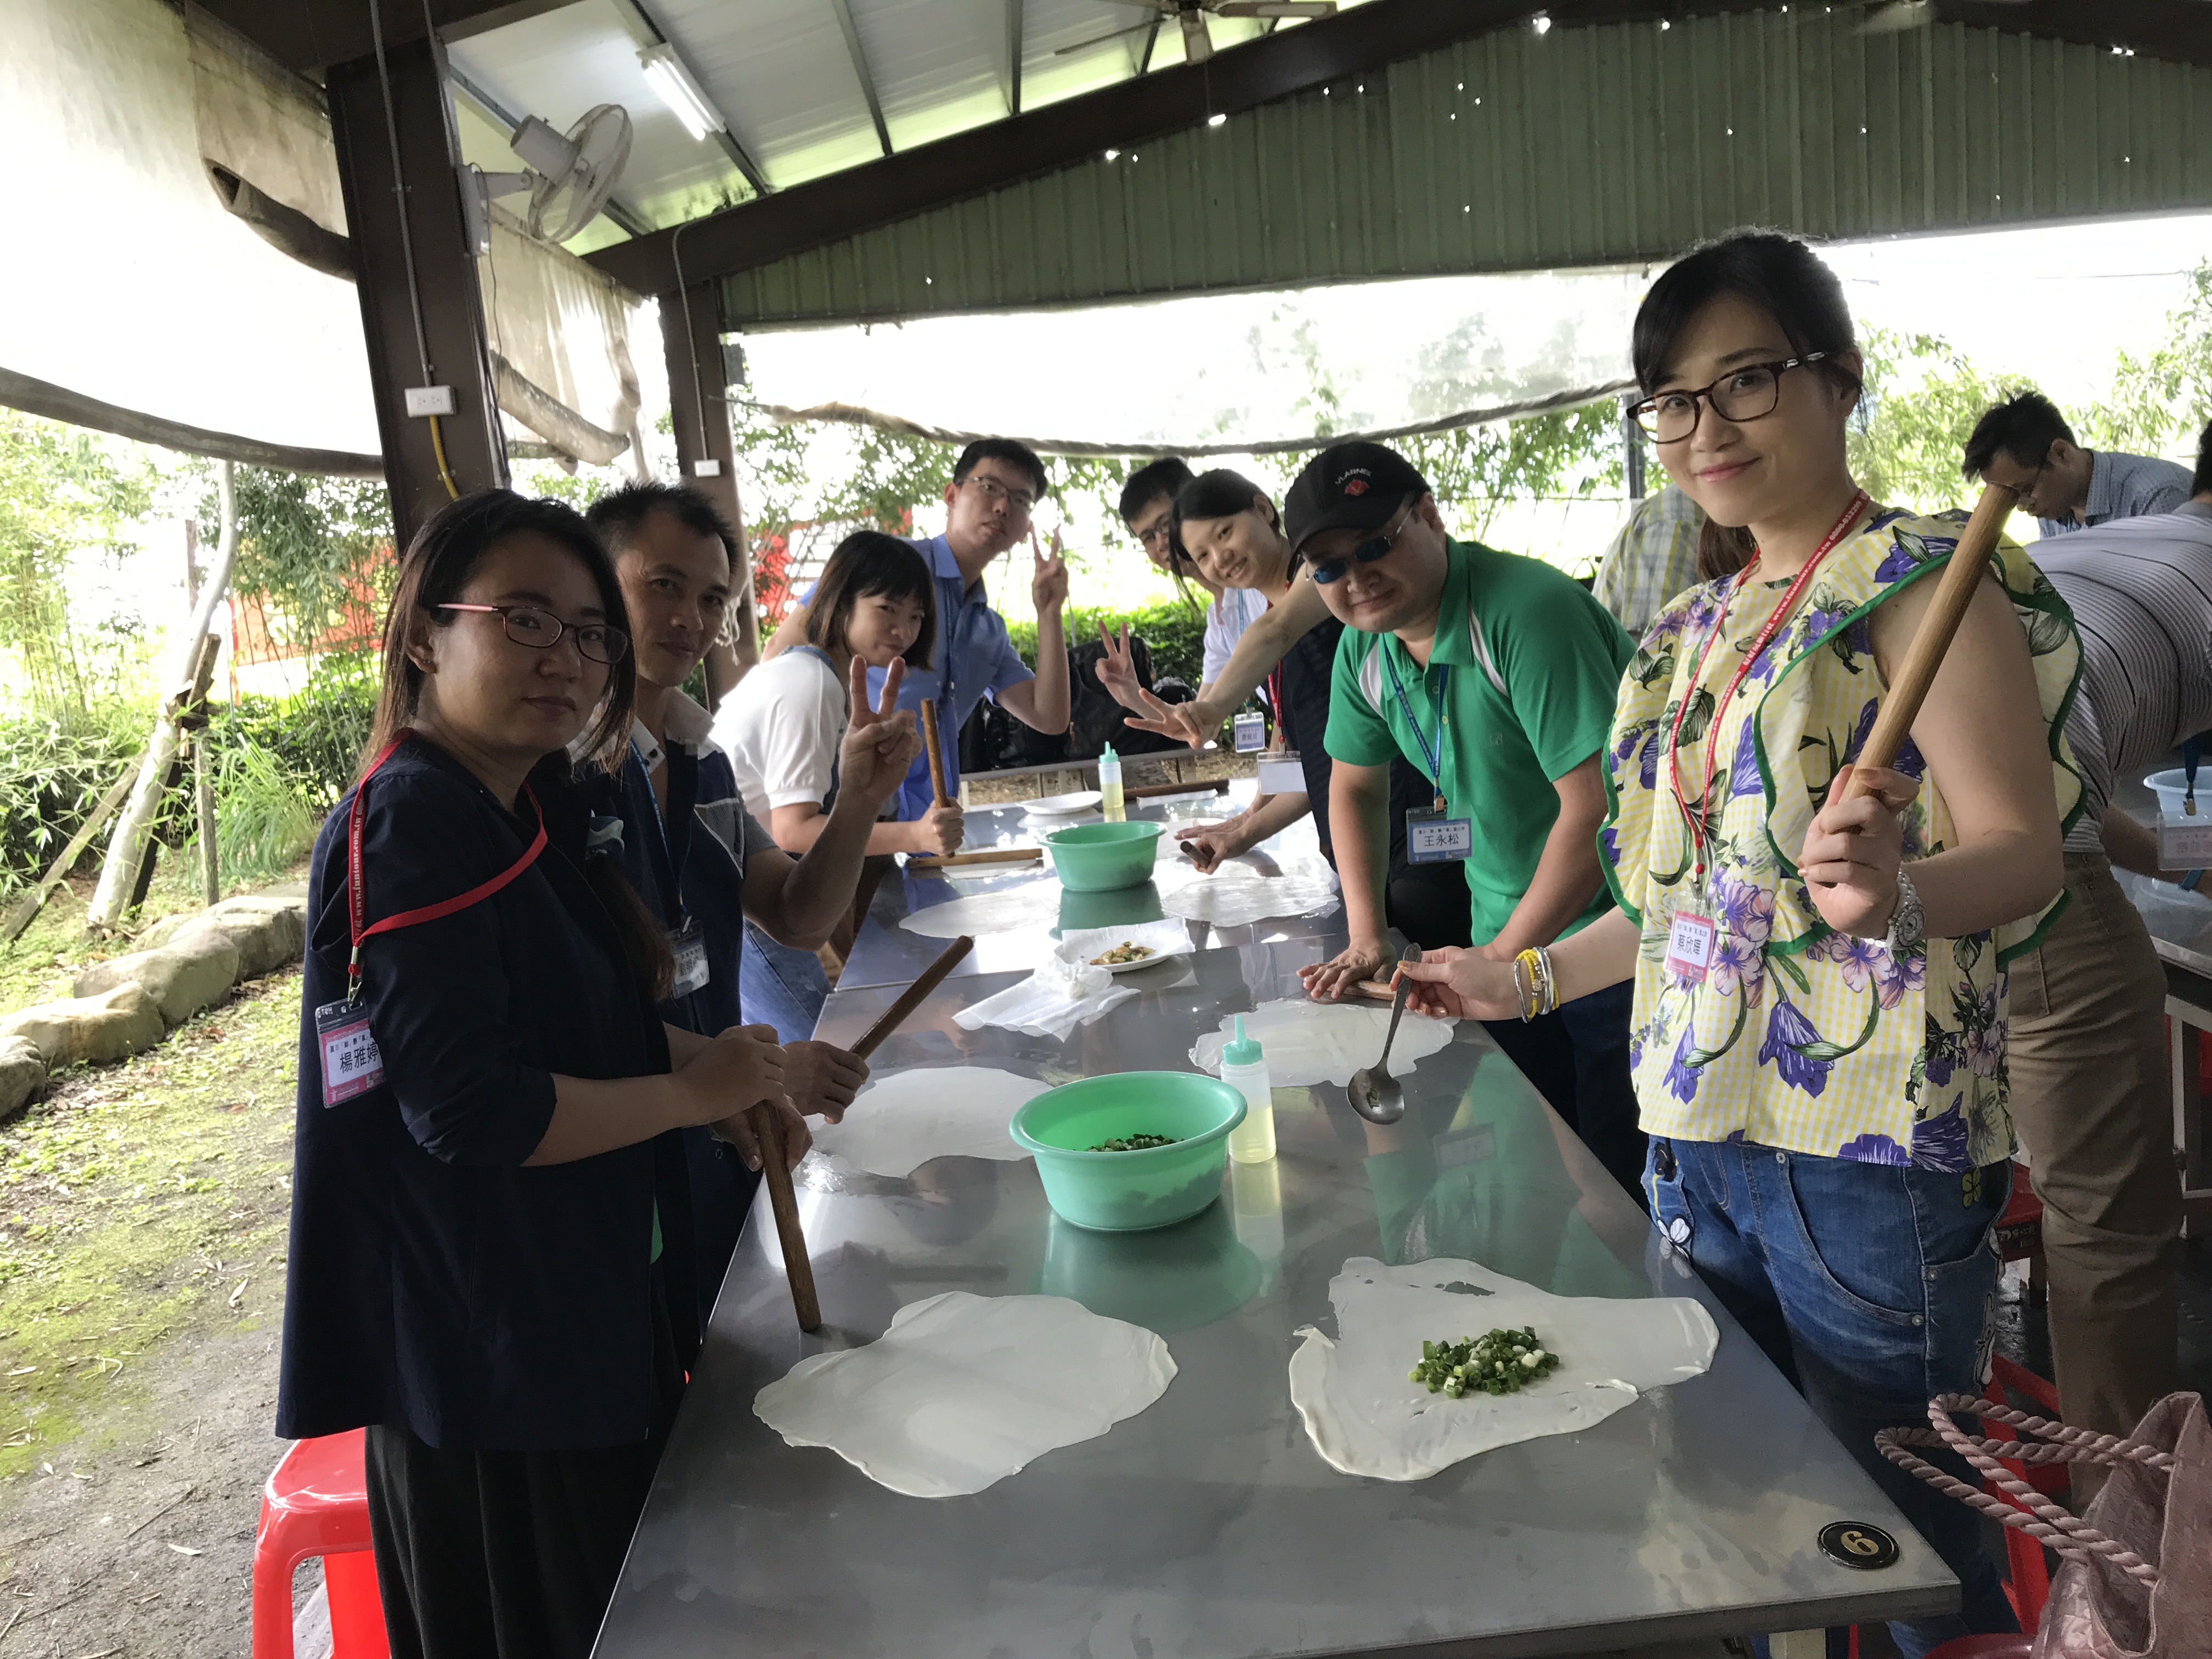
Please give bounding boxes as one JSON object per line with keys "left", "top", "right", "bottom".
{"left": 1307, "top": 501, "right": 1414, "bottom": 585}
{"left": 438, "top": 603, "right": 630, "bottom": 664}
{"left": 1133, "top": 515, "right": 1176, "bottom": 550}
{"left": 959, "top": 474, "right": 1037, "bottom": 517}
{"left": 1629, "top": 353, "right": 1832, "bottom": 444}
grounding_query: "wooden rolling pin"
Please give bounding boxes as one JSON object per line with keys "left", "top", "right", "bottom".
{"left": 747, "top": 1100, "right": 821, "bottom": 1332}
{"left": 919, "top": 696, "right": 952, "bottom": 805}
{"left": 907, "top": 847, "right": 1043, "bottom": 870}
{"left": 849, "top": 934, "right": 977, "bottom": 1059}
{"left": 1835, "top": 482, "right": 2017, "bottom": 801}
{"left": 1124, "top": 777, "right": 1231, "bottom": 801}
{"left": 746, "top": 933, "right": 977, "bottom": 1334}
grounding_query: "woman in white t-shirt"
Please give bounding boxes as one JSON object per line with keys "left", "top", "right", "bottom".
{"left": 712, "top": 531, "right": 963, "bottom": 860}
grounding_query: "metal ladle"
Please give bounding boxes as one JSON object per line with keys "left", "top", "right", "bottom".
{"left": 1348, "top": 948, "right": 1419, "bottom": 1125}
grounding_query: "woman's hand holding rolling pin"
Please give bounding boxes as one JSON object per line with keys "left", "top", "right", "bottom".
{"left": 1801, "top": 764, "right": 1918, "bottom": 938}
{"left": 669, "top": 1022, "right": 812, "bottom": 1173}
{"left": 779, "top": 1041, "right": 869, "bottom": 1123}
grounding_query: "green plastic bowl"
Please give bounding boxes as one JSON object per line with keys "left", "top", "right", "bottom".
{"left": 1010, "top": 1071, "right": 1246, "bottom": 1232}
{"left": 1056, "top": 879, "right": 1164, "bottom": 934}
{"left": 1042, "top": 820, "right": 1165, "bottom": 891}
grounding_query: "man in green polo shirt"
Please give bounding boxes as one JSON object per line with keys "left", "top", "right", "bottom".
{"left": 1290, "top": 441, "right": 1643, "bottom": 1197}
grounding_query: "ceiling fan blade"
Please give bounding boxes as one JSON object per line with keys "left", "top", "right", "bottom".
{"left": 1214, "top": 2, "right": 1336, "bottom": 16}
{"left": 1054, "top": 19, "right": 1155, "bottom": 54}
{"left": 1180, "top": 8, "right": 1214, "bottom": 62}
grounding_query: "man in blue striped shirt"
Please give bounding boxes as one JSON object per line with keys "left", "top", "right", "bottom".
{"left": 1963, "top": 390, "right": 2191, "bottom": 538}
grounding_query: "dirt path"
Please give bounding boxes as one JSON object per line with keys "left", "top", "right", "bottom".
{"left": 0, "top": 969, "right": 302, "bottom": 1658}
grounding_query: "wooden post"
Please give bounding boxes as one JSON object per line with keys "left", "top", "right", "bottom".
{"left": 662, "top": 281, "right": 757, "bottom": 707}
{"left": 89, "top": 466, "right": 239, "bottom": 931}
{"left": 194, "top": 733, "right": 219, "bottom": 907}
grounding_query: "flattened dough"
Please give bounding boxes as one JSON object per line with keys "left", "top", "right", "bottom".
{"left": 900, "top": 885, "right": 1062, "bottom": 939}
{"left": 1289, "top": 1256, "right": 1719, "bottom": 1481}
{"left": 1191, "top": 998, "right": 1455, "bottom": 1087}
{"left": 755, "top": 1292, "right": 1177, "bottom": 1498}
{"left": 809, "top": 1066, "right": 1051, "bottom": 1177}
{"left": 1160, "top": 872, "right": 1340, "bottom": 927}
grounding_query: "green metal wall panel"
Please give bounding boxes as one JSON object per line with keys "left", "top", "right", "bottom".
{"left": 720, "top": 9, "right": 2212, "bottom": 330}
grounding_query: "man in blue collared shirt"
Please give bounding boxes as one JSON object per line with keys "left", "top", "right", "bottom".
{"left": 764, "top": 439, "right": 1071, "bottom": 819}
{"left": 1963, "top": 390, "right": 2191, "bottom": 538}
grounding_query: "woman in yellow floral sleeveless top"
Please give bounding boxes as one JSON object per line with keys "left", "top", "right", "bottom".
{"left": 1398, "top": 232, "right": 2077, "bottom": 1658}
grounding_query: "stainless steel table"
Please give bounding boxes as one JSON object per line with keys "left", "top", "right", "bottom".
{"left": 2112, "top": 776, "right": 2212, "bottom": 1212}
{"left": 595, "top": 943, "right": 1957, "bottom": 1658}
{"left": 836, "top": 788, "right": 1347, "bottom": 992}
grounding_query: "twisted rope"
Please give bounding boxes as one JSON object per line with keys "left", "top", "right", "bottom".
{"left": 1875, "top": 1394, "right": 2170, "bottom": 1589}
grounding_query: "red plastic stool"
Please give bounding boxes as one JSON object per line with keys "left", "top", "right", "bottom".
{"left": 1925, "top": 1638, "right": 2033, "bottom": 1659}
{"left": 251, "top": 1429, "right": 391, "bottom": 1659}
{"left": 1980, "top": 1353, "right": 2069, "bottom": 1634}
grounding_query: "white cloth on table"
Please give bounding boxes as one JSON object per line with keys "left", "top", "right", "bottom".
{"left": 953, "top": 953, "right": 1136, "bottom": 1040}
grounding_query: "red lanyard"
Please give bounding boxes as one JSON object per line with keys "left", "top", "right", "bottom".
{"left": 346, "top": 729, "right": 548, "bottom": 1000}
{"left": 1668, "top": 490, "right": 1869, "bottom": 879}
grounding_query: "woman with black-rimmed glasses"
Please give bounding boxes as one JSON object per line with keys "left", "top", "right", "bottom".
{"left": 278, "top": 490, "right": 814, "bottom": 1659}
{"left": 1396, "top": 231, "right": 2079, "bottom": 1657}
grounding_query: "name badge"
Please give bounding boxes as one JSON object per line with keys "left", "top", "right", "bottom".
{"left": 2158, "top": 809, "right": 2212, "bottom": 872}
{"left": 314, "top": 998, "right": 385, "bottom": 1105}
{"left": 670, "top": 921, "right": 710, "bottom": 998}
{"left": 1404, "top": 806, "right": 1473, "bottom": 863}
{"left": 1666, "top": 911, "right": 1718, "bottom": 984}
{"left": 1256, "top": 752, "right": 1305, "bottom": 795}
{"left": 1232, "top": 711, "right": 1268, "bottom": 753}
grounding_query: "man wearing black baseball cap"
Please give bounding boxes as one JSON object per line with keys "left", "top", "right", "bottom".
{"left": 1288, "top": 441, "right": 1645, "bottom": 1198}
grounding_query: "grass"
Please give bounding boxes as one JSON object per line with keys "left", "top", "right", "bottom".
{"left": 0, "top": 971, "right": 298, "bottom": 1477}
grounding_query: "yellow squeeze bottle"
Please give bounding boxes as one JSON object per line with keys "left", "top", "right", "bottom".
{"left": 1099, "top": 742, "right": 1125, "bottom": 821}
{"left": 1221, "top": 1017, "right": 1276, "bottom": 1164}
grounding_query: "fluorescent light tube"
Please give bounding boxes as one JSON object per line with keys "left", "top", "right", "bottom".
{"left": 639, "top": 43, "right": 725, "bottom": 140}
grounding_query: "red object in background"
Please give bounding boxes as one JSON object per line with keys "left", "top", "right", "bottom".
{"left": 252, "top": 1429, "right": 390, "bottom": 1659}
{"left": 751, "top": 509, "right": 916, "bottom": 625}
{"left": 1979, "top": 1352, "right": 2068, "bottom": 1635}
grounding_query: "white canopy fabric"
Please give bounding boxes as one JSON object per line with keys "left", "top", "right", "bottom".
{"left": 739, "top": 269, "right": 1645, "bottom": 456}
{"left": 2, "top": 0, "right": 648, "bottom": 475}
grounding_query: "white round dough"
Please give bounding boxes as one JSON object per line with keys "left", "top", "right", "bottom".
{"left": 1160, "top": 872, "right": 1340, "bottom": 928}
{"left": 1190, "top": 997, "right": 1455, "bottom": 1087}
{"left": 899, "top": 885, "right": 1062, "bottom": 939}
{"left": 1288, "top": 1256, "right": 1719, "bottom": 1482}
{"left": 808, "top": 1065, "right": 1053, "bottom": 1177}
{"left": 755, "top": 1292, "right": 1177, "bottom": 1498}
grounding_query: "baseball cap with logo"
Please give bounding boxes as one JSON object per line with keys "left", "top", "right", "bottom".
{"left": 1283, "top": 442, "right": 1431, "bottom": 556}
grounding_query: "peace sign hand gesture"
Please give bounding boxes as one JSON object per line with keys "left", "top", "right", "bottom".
{"left": 1031, "top": 528, "right": 1069, "bottom": 614}
{"left": 1123, "top": 688, "right": 1221, "bottom": 749}
{"left": 1093, "top": 619, "right": 1145, "bottom": 712}
{"left": 838, "top": 654, "right": 922, "bottom": 807}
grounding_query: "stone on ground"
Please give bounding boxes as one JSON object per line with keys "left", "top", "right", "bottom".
{"left": 75, "top": 935, "right": 242, "bottom": 1026}
{"left": 0, "top": 1035, "right": 42, "bottom": 1123}
{"left": 0, "top": 983, "right": 164, "bottom": 1068}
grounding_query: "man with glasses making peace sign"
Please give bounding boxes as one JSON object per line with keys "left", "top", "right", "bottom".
{"left": 1289, "top": 442, "right": 1646, "bottom": 1199}
{"left": 765, "top": 438, "right": 1072, "bottom": 822}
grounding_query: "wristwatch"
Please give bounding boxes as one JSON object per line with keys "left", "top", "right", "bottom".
{"left": 1882, "top": 867, "right": 1925, "bottom": 956}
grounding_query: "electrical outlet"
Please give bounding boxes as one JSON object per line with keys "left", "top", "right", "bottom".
{"left": 404, "top": 386, "right": 457, "bottom": 417}
{"left": 691, "top": 459, "right": 723, "bottom": 478}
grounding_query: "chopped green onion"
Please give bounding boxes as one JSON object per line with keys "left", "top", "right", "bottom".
{"left": 1087, "top": 1132, "right": 1181, "bottom": 1152}
{"left": 1408, "top": 1327, "right": 1561, "bottom": 1397}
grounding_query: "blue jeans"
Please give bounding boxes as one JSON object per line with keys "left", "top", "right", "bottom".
{"left": 1646, "top": 1138, "right": 2018, "bottom": 1658}
{"left": 737, "top": 921, "right": 828, "bottom": 1043}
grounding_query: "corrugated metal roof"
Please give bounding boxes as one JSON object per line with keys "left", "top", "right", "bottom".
{"left": 445, "top": 0, "right": 1333, "bottom": 234}
{"left": 718, "top": 9, "right": 2212, "bottom": 329}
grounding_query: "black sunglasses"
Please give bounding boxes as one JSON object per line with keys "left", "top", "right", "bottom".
{"left": 1307, "top": 500, "right": 1415, "bottom": 585}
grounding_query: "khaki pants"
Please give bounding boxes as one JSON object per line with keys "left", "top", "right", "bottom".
{"left": 2004, "top": 854, "right": 2182, "bottom": 1470}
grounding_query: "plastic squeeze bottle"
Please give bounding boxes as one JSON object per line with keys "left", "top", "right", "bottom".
{"left": 1098, "top": 742, "right": 1125, "bottom": 821}
{"left": 1220, "top": 1015, "right": 1277, "bottom": 1164}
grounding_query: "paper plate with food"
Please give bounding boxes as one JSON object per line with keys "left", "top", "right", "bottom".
{"left": 1052, "top": 916, "right": 1195, "bottom": 975}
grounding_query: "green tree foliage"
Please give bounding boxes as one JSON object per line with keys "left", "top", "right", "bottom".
{"left": 212, "top": 466, "right": 392, "bottom": 660}
{"left": 2095, "top": 260, "right": 2212, "bottom": 460}
{"left": 0, "top": 412, "right": 154, "bottom": 713}
{"left": 1845, "top": 328, "right": 2015, "bottom": 515}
